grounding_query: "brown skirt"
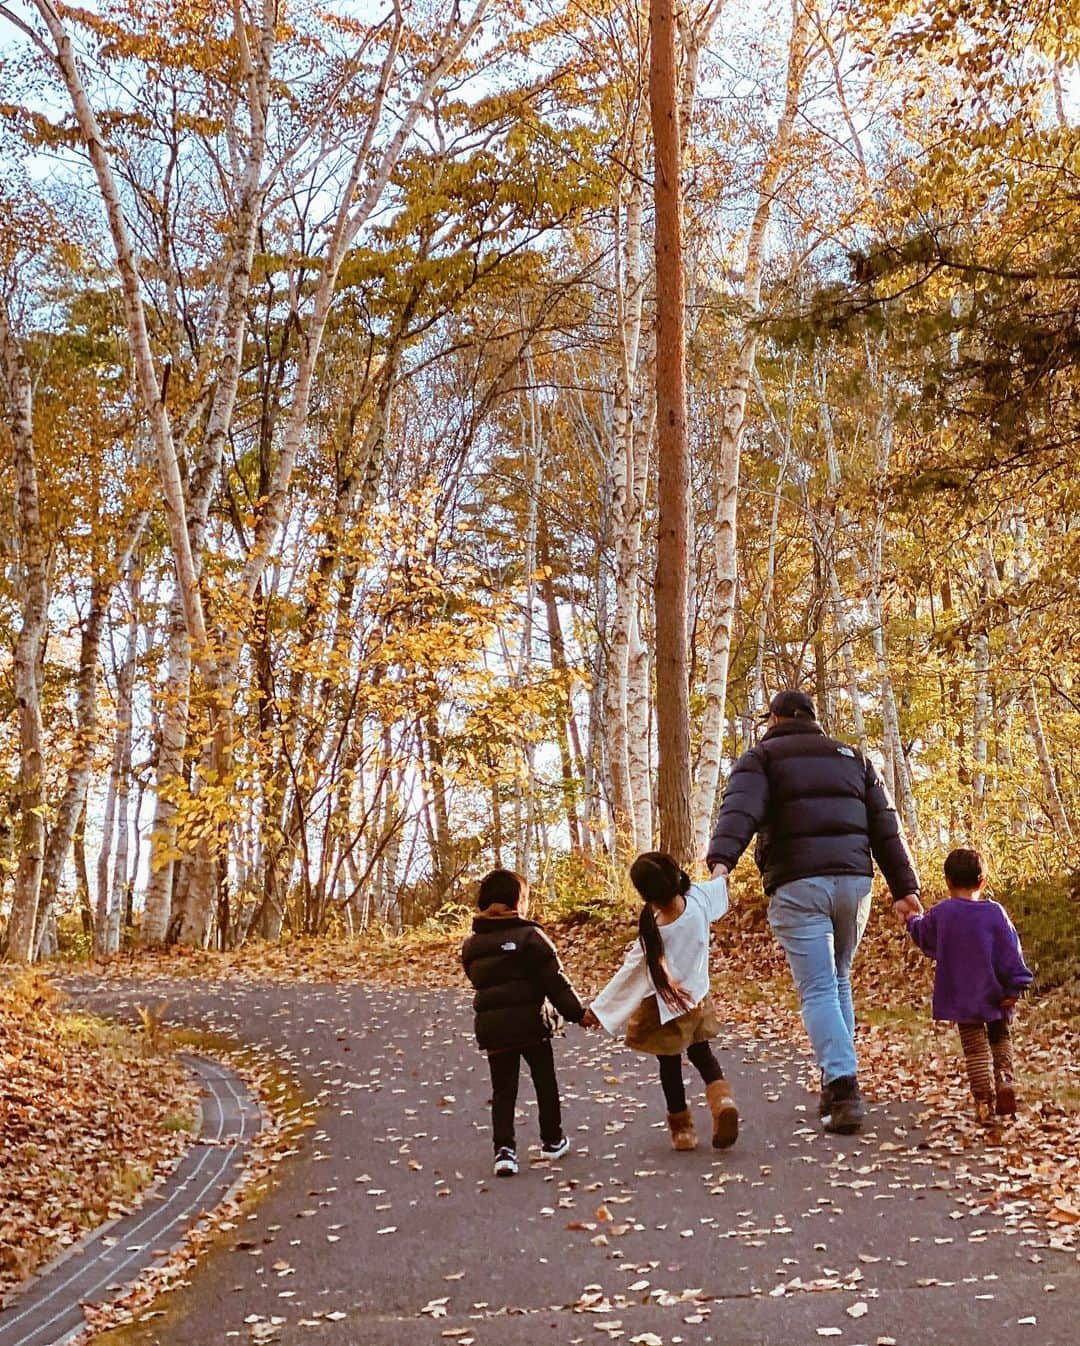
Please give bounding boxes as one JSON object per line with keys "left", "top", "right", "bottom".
{"left": 624, "top": 993, "right": 721, "bottom": 1056}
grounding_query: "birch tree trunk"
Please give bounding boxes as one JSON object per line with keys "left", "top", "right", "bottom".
{"left": 861, "top": 397, "right": 918, "bottom": 839}
{"left": 94, "top": 763, "right": 118, "bottom": 959}
{"left": 813, "top": 358, "right": 867, "bottom": 750}
{"left": 971, "top": 622, "right": 990, "bottom": 825}
{"left": 998, "top": 525, "right": 1076, "bottom": 842}
{"left": 603, "top": 111, "right": 650, "bottom": 855}
{"left": 33, "top": 580, "right": 108, "bottom": 960}
{"left": 538, "top": 528, "right": 584, "bottom": 852}
{"left": 691, "top": 0, "right": 811, "bottom": 853}
{"left": 106, "top": 581, "right": 140, "bottom": 953}
{"left": 143, "top": 593, "right": 190, "bottom": 943}
{"left": 0, "top": 300, "right": 49, "bottom": 962}
{"left": 1021, "top": 682, "right": 1075, "bottom": 842}
{"left": 748, "top": 374, "right": 795, "bottom": 723}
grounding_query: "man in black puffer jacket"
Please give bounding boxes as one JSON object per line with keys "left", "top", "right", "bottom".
{"left": 462, "top": 869, "right": 587, "bottom": 1176}
{"left": 706, "top": 690, "right": 922, "bottom": 1134}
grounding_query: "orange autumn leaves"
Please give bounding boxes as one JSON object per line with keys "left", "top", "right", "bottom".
{"left": 0, "top": 974, "right": 198, "bottom": 1300}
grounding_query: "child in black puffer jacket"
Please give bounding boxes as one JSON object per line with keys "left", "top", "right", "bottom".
{"left": 461, "top": 869, "right": 588, "bottom": 1176}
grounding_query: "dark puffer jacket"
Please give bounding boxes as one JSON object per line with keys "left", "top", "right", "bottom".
{"left": 706, "top": 721, "right": 919, "bottom": 899}
{"left": 461, "top": 912, "right": 585, "bottom": 1052}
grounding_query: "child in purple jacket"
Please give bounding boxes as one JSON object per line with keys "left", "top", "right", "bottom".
{"left": 905, "top": 848, "right": 1033, "bottom": 1122}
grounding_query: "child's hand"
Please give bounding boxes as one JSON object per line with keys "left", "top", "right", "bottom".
{"left": 999, "top": 996, "right": 1018, "bottom": 1011}
{"left": 580, "top": 1007, "right": 599, "bottom": 1029}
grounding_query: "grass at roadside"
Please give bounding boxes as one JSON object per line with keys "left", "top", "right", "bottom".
{"left": 0, "top": 970, "right": 199, "bottom": 1303}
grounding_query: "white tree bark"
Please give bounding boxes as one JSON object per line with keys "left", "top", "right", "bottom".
{"left": 813, "top": 358, "right": 867, "bottom": 750}
{"left": 33, "top": 501, "right": 150, "bottom": 958}
{"left": 142, "top": 593, "right": 190, "bottom": 943}
{"left": 107, "top": 578, "right": 140, "bottom": 953}
{"left": 859, "top": 381, "right": 918, "bottom": 839}
{"left": 747, "top": 366, "right": 796, "bottom": 723}
{"left": 1021, "top": 682, "right": 1074, "bottom": 842}
{"left": 0, "top": 299, "right": 49, "bottom": 962}
{"left": 603, "top": 109, "right": 650, "bottom": 855}
{"left": 691, "top": 0, "right": 812, "bottom": 854}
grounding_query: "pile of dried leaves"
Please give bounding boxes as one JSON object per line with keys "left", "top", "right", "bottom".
{"left": 0, "top": 971, "right": 199, "bottom": 1301}
{"left": 708, "top": 918, "right": 1080, "bottom": 1251}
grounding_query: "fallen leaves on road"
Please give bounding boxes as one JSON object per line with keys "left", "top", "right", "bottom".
{"left": 0, "top": 970, "right": 197, "bottom": 1303}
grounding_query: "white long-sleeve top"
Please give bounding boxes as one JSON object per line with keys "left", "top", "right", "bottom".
{"left": 590, "top": 877, "right": 729, "bottom": 1038}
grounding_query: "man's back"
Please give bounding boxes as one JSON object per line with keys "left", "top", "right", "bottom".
{"left": 707, "top": 719, "right": 918, "bottom": 898}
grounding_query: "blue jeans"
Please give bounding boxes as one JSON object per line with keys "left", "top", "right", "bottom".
{"left": 767, "top": 875, "right": 873, "bottom": 1083}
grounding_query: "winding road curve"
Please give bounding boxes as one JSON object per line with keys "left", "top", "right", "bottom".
{"left": 9, "top": 977, "right": 1079, "bottom": 1346}
{"left": 0, "top": 1052, "right": 260, "bottom": 1346}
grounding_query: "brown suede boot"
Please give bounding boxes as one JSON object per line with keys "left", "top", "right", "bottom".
{"left": 705, "top": 1078, "right": 739, "bottom": 1149}
{"left": 666, "top": 1109, "right": 697, "bottom": 1150}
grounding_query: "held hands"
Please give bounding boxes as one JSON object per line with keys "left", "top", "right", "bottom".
{"left": 580, "top": 1007, "right": 600, "bottom": 1030}
{"left": 710, "top": 864, "right": 729, "bottom": 878}
{"left": 893, "top": 894, "right": 922, "bottom": 924}
{"left": 999, "top": 996, "right": 1018, "bottom": 1012}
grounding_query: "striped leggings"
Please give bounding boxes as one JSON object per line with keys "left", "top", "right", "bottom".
{"left": 957, "top": 1020, "right": 1013, "bottom": 1102}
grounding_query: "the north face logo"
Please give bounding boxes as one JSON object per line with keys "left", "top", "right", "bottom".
{"left": 837, "top": 746, "right": 855, "bottom": 757}
{"left": 501, "top": 941, "right": 517, "bottom": 951}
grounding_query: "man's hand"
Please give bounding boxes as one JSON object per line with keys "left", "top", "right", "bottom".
{"left": 580, "top": 1007, "right": 600, "bottom": 1029}
{"left": 893, "top": 894, "right": 922, "bottom": 922}
{"left": 999, "top": 996, "right": 1017, "bottom": 1012}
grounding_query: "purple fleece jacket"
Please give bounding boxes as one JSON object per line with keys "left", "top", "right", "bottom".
{"left": 906, "top": 898, "right": 1033, "bottom": 1023}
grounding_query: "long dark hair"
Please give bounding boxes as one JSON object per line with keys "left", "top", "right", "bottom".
{"left": 630, "top": 851, "right": 692, "bottom": 1013}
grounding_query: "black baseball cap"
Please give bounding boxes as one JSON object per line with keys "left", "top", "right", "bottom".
{"left": 762, "top": 689, "right": 816, "bottom": 722}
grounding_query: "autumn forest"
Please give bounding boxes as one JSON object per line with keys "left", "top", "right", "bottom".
{"left": 0, "top": 0, "right": 1077, "bottom": 961}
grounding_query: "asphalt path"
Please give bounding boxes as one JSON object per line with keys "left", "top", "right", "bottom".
{"left": 52, "top": 978, "right": 1080, "bottom": 1346}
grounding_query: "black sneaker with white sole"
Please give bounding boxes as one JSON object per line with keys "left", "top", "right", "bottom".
{"left": 821, "top": 1075, "right": 866, "bottom": 1134}
{"left": 540, "top": 1136, "right": 570, "bottom": 1161}
{"left": 493, "top": 1146, "right": 518, "bottom": 1176}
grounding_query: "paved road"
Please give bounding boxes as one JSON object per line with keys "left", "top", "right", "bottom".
{"left": 54, "top": 978, "right": 1079, "bottom": 1346}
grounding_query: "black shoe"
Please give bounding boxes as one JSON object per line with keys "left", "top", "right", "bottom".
{"left": 540, "top": 1136, "right": 570, "bottom": 1160}
{"left": 493, "top": 1146, "right": 518, "bottom": 1176}
{"left": 821, "top": 1075, "right": 865, "bottom": 1134}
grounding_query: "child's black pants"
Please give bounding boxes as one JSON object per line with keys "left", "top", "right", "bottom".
{"left": 658, "top": 1041, "right": 724, "bottom": 1113}
{"left": 488, "top": 1039, "right": 563, "bottom": 1152}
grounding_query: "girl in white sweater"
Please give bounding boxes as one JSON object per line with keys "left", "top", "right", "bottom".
{"left": 584, "top": 851, "right": 738, "bottom": 1150}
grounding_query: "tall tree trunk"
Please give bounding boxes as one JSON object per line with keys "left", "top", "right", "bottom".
{"left": 603, "top": 117, "right": 650, "bottom": 855}
{"left": 690, "top": 0, "right": 810, "bottom": 853}
{"left": 748, "top": 364, "right": 796, "bottom": 724}
{"left": 971, "top": 598, "right": 991, "bottom": 827}
{"left": 812, "top": 358, "right": 867, "bottom": 750}
{"left": 650, "top": 0, "right": 692, "bottom": 859}
{"left": 143, "top": 592, "right": 190, "bottom": 943}
{"left": 94, "top": 761, "right": 118, "bottom": 959}
{"left": 538, "top": 529, "right": 584, "bottom": 852}
{"left": 107, "top": 580, "right": 140, "bottom": 953}
{"left": 861, "top": 393, "right": 918, "bottom": 839}
{"left": 627, "top": 606, "right": 654, "bottom": 847}
{"left": 1021, "top": 682, "right": 1075, "bottom": 842}
{"left": 0, "top": 300, "right": 49, "bottom": 962}
{"left": 33, "top": 579, "right": 108, "bottom": 960}
{"left": 74, "top": 801, "right": 93, "bottom": 936}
